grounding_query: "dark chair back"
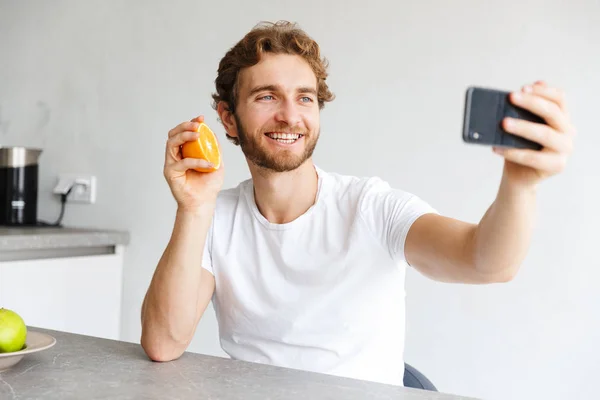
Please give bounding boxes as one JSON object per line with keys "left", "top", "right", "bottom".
{"left": 404, "top": 363, "right": 437, "bottom": 391}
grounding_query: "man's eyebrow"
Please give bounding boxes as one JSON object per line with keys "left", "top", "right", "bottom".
{"left": 247, "top": 85, "right": 318, "bottom": 97}
{"left": 248, "top": 84, "right": 279, "bottom": 97}
{"left": 297, "top": 87, "right": 318, "bottom": 96}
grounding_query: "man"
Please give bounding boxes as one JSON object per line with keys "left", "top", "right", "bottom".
{"left": 141, "top": 21, "right": 575, "bottom": 386}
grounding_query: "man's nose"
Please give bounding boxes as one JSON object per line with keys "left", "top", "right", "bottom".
{"left": 274, "top": 99, "right": 302, "bottom": 127}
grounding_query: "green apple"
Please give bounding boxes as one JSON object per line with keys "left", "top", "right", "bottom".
{"left": 0, "top": 308, "right": 27, "bottom": 353}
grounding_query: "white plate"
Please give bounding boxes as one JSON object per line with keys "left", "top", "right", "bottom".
{"left": 0, "top": 331, "right": 56, "bottom": 371}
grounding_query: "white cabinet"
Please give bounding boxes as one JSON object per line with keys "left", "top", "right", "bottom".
{"left": 0, "top": 246, "right": 124, "bottom": 340}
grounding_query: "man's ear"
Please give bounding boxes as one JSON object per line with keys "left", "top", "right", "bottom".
{"left": 217, "top": 101, "right": 238, "bottom": 140}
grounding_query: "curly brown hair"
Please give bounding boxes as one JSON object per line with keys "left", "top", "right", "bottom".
{"left": 211, "top": 20, "right": 335, "bottom": 145}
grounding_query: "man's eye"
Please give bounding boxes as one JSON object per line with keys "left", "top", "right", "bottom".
{"left": 300, "top": 96, "right": 314, "bottom": 103}
{"left": 259, "top": 95, "right": 273, "bottom": 101}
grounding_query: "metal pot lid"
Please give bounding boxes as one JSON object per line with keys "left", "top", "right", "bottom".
{"left": 0, "top": 146, "right": 43, "bottom": 168}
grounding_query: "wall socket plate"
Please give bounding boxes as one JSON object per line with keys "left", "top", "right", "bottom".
{"left": 56, "top": 174, "right": 97, "bottom": 204}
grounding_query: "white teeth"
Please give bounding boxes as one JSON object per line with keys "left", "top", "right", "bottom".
{"left": 267, "top": 132, "right": 301, "bottom": 140}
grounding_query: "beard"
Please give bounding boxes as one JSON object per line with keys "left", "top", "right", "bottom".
{"left": 234, "top": 114, "right": 319, "bottom": 173}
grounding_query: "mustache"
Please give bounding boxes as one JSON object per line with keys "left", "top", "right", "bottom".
{"left": 261, "top": 125, "right": 307, "bottom": 135}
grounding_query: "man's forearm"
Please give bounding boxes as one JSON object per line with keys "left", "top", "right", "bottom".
{"left": 141, "top": 204, "right": 215, "bottom": 358}
{"left": 470, "top": 175, "right": 538, "bottom": 281}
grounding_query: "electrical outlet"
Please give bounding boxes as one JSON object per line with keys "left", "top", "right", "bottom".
{"left": 56, "top": 174, "right": 97, "bottom": 204}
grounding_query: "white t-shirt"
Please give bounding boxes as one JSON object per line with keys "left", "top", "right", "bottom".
{"left": 201, "top": 166, "right": 437, "bottom": 386}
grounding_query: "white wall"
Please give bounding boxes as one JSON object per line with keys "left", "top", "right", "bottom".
{"left": 1, "top": 1, "right": 598, "bottom": 399}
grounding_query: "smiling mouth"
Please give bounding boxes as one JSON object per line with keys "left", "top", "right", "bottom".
{"left": 265, "top": 132, "right": 304, "bottom": 144}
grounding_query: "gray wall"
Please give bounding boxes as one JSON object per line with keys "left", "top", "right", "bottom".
{"left": 1, "top": 1, "right": 598, "bottom": 399}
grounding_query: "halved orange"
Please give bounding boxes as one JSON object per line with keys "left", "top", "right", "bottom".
{"left": 181, "top": 122, "right": 221, "bottom": 172}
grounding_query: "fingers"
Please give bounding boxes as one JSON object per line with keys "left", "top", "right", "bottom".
{"left": 165, "top": 130, "right": 199, "bottom": 165}
{"left": 167, "top": 130, "right": 199, "bottom": 149}
{"left": 165, "top": 115, "right": 205, "bottom": 164}
{"left": 493, "top": 147, "right": 568, "bottom": 175}
{"left": 509, "top": 90, "right": 571, "bottom": 134}
{"left": 502, "top": 118, "right": 573, "bottom": 154}
{"left": 168, "top": 119, "right": 201, "bottom": 138}
{"left": 523, "top": 83, "right": 568, "bottom": 113}
{"left": 170, "top": 157, "right": 215, "bottom": 173}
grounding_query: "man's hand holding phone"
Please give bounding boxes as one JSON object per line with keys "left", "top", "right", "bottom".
{"left": 463, "top": 81, "right": 576, "bottom": 188}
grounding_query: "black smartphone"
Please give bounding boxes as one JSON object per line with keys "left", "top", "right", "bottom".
{"left": 462, "top": 86, "right": 544, "bottom": 150}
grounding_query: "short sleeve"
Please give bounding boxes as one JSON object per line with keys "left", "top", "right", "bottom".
{"left": 358, "top": 177, "right": 438, "bottom": 263}
{"left": 201, "top": 218, "right": 214, "bottom": 275}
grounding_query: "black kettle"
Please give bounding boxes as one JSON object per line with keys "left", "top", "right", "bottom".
{"left": 0, "top": 146, "right": 43, "bottom": 226}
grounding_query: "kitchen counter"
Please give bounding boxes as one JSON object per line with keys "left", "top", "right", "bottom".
{"left": 0, "top": 328, "right": 479, "bottom": 400}
{"left": 0, "top": 227, "right": 129, "bottom": 261}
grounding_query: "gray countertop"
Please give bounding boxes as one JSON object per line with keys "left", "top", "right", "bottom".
{"left": 0, "top": 227, "right": 129, "bottom": 261}
{"left": 0, "top": 328, "right": 479, "bottom": 400}
{"left": 0, "top": 227, "right": 129, "bottom": 251}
